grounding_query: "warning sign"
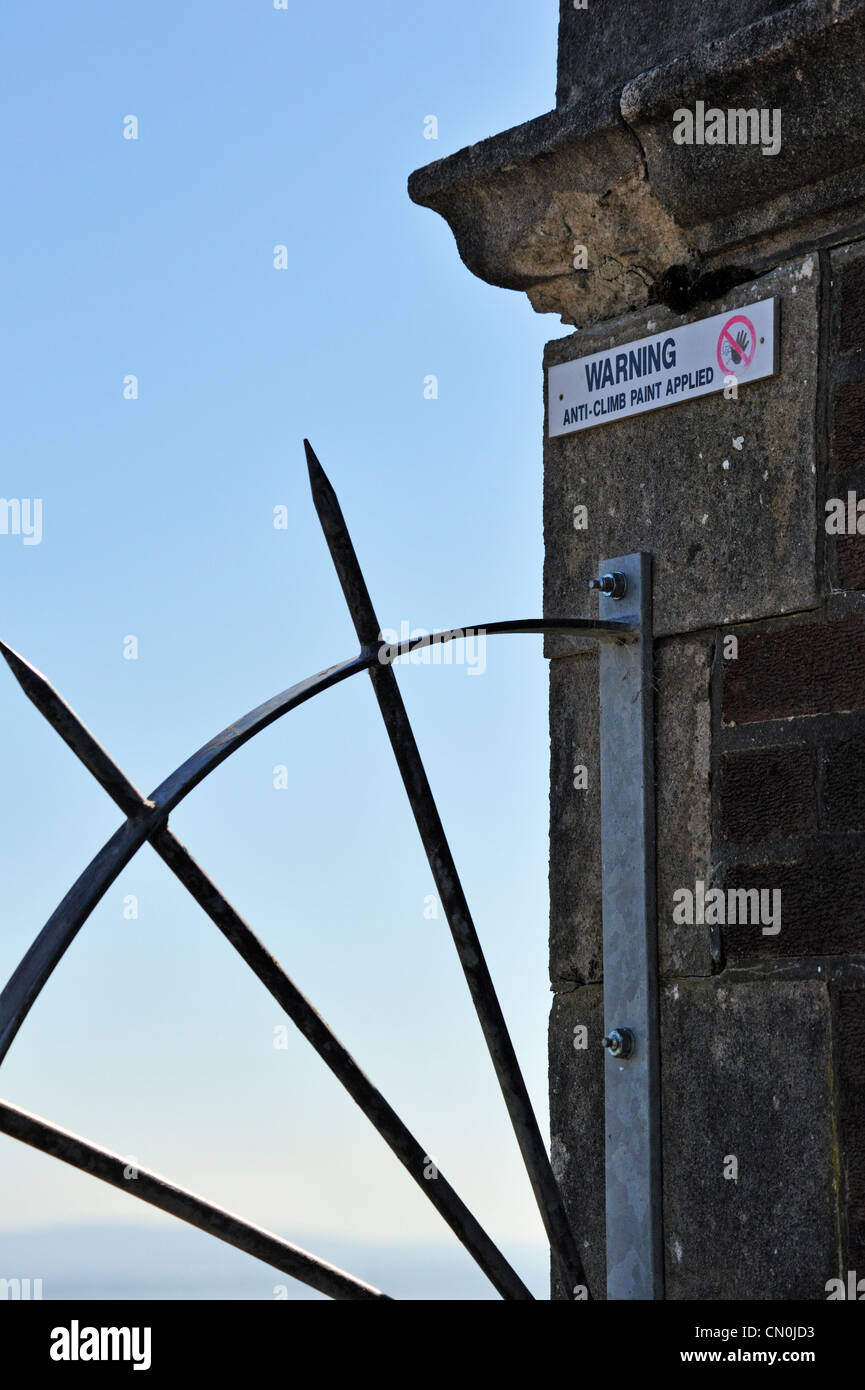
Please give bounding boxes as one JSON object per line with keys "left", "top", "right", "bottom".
{"left": 548, "top": 296, "right": 778, "bottom": 436}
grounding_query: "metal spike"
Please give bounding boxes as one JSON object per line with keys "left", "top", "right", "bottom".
{"left": 0, "top": 640, "right": 145, "bottom": 814}
{"left": 305, "top": 442, "right": 590, "bottom": 1295}
{"left": 304, "top": 440, "right": 380, "bottom": 650}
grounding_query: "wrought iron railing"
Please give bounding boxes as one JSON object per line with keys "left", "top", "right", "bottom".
{"left": 0, "top": 442, "right": 640, "bottom": 1300}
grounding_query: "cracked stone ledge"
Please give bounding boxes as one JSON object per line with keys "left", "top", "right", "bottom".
{"left": 407, "top": 0, "right": 865, "bottom": 327}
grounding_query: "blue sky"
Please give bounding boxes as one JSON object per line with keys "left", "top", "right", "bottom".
{"left": 0, "top": 1, "right": 570, "bottom": 1299}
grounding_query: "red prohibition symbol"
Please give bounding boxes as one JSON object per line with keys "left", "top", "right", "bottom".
{"left": 717, "top": 313, "right": 756, "bottom": 375}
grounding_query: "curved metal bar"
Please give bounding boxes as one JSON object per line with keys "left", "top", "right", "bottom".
{"left": 153, "top": 652, "right": 374, "bottom": 812}
{"left": 378, "top": 617, "right": 636, "bottom": 664}
{"left": 0, "top": 1099, "right": 389, "bottom": 1301}
{"left": 304, "top": 441, "right": 591, "bottom": 1296}
{"left": 0, "top": 641, "right": 532, "bottom": 1299}
{"left": 0, "top": 815, "right": 161, "bottom": 1066}
{"left": 0, "top": 613, "right": 624, "bottom": 1073}
{"left": 0, "top": 651, "right": 373, "bottom": 1065}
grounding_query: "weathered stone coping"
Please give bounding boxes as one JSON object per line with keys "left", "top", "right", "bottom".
{"left": 408, "top": 0, "right": 865, "bottom": 326}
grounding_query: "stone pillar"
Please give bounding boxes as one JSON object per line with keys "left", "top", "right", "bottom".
{"left": 410, "top": 0, "right": 865, "bottom": 1298}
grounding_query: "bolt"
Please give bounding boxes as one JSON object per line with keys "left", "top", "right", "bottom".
{"left": 602, "top": 1027, "right": 635, "bottom": 1059}
{"left": 588, "top": 572, "right": 627, "bottom": 600}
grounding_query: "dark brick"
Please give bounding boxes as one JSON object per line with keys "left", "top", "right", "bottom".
{"left": 722, "top": 844, "right": 865, "bottom": 958}
{"left": 838, "top": 253, "right": 865, "bottom": 357}
{"left": 719, "top": 745, "right": 816, "bottom": 844}
{"left": 838, "top": 534, "right": 865, "bottom": 589}
{"left": 824, "top": 734, "right": 865, "bottom": 833}
{"left": 723, "top": 615, "right": 865, "bottom": 724}
{"left": 838, "top": 990, "right": 865, "bottom": 1268}
{"left": 831, "top": 379, "right": 865, "bottom": 473}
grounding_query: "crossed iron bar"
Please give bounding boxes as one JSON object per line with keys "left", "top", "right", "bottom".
{"left": 0, "top": 442, "right": 638, "bottom": 1301}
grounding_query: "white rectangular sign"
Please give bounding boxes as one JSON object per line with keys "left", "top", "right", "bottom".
{"left": 548, "top": 296, "right": 778, "bottom": 436}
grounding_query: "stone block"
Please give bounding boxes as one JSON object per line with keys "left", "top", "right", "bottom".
{"left": 656, "top": 637, "right": 714, "bottom": 976}
{"left": 838, "top": 988, "right": 865, "bottom": 1267}
{"left": 661, "top": 977, "right": 837, "bottom": 1298}
{"left": 556, "top": 0, "right": 793, "bottom": 109}
{"left": 549, "top": 984, "right": 606, "bottom": 1298}
{"left": 549, "top": 653, "right": 602, "bottom": 988}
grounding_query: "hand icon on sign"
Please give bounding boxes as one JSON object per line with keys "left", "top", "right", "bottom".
{"left": 729, "top": 329, "right": 750, "bottom": 366}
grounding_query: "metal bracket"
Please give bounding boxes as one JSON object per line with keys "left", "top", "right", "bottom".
{"left": 596, "top": 552, "right": 662, "bottom": 1300}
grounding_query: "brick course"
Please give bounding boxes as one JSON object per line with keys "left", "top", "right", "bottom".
{"left": 723, "top": 615, "right": 865, "bottom": 724}
{"left": 719, "top": 745, "right": 816, "bottom": 843}
{"left": 838, "top": 252, "right": 865, "bottom": 358}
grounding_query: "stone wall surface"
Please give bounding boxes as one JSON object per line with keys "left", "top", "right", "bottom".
{"left": 543, "top": 234, "right": 865, "bottom": 1297}
{"left": 556, "top": 0, "right": 796, "bottom": 108}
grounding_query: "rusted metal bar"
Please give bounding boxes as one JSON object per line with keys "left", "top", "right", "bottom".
{"left": 0, "top": 1099, "right": 389, "bottom": 1300}
{"left": 0, "top": 642, "right": 532, "bottom": 1300}
{"left": 304, "top": 440, "right": 590, "bottom": 1296}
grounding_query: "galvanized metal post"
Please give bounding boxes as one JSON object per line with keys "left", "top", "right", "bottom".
{"left": 595, "top": 552, "right": 662, "bottom": 1299}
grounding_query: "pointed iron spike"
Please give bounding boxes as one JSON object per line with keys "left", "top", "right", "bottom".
{"left": 302, "top": 436, "right": 320, "bottom": 473}
{"left": 0, "top": 639, "right": 145, "bottom": 816}
{"left": 304, "top": 438, "right": 337, "bottom": 508}
{"left": 300, "top": 456, "right": 588, "bottom": 1291}
{"left": 303, "top": 438, "right": 337, "bottom": 493}
{"left": 303, "top": 440, "right": 381, "bottom": 649}
{"left": 0, "top": 639, "right": 47, "bottom": 692}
